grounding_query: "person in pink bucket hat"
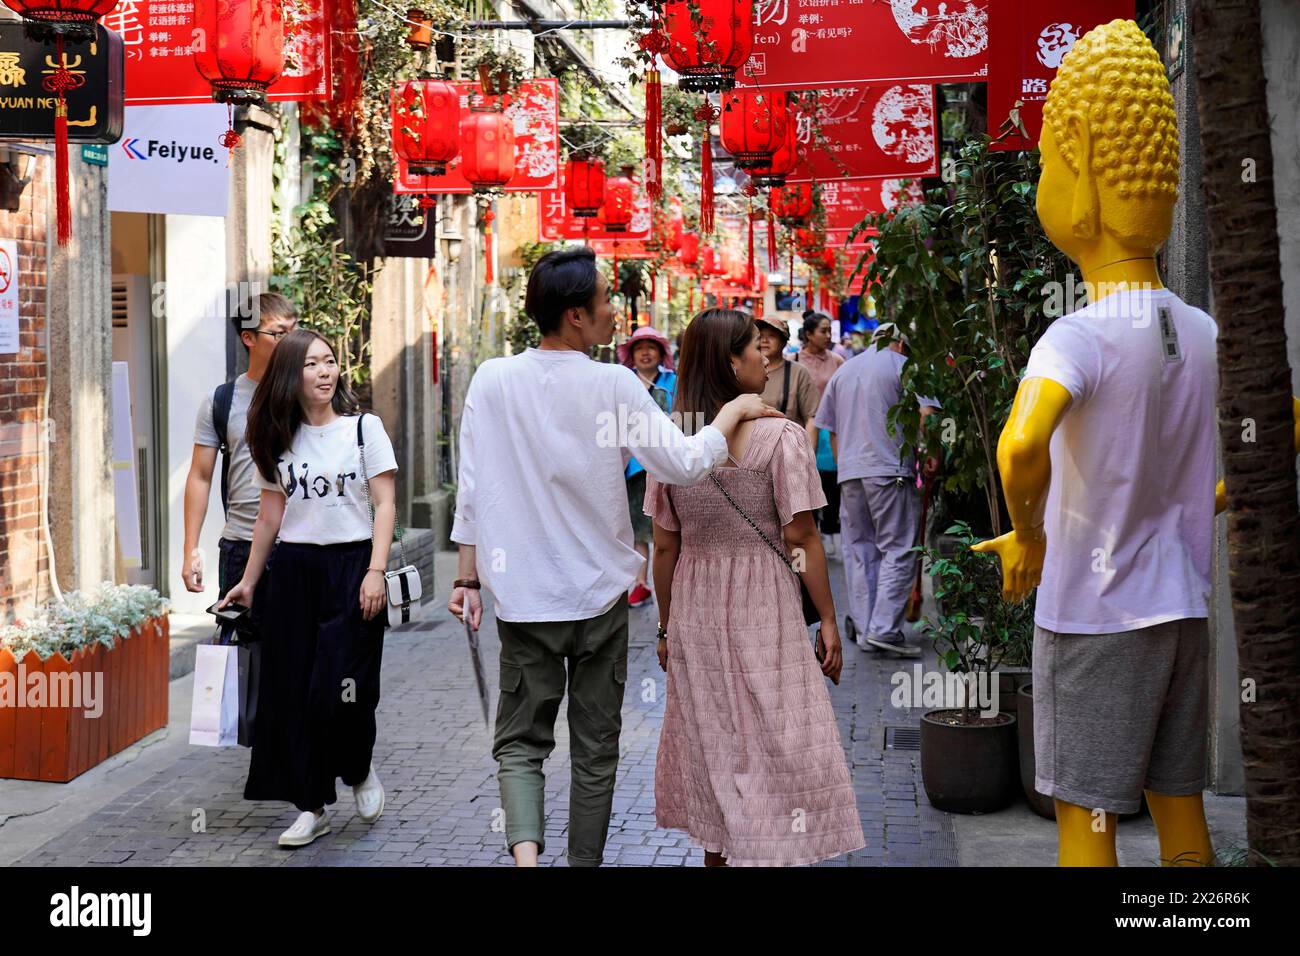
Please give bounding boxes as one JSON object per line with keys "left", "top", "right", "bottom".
{"left": 619, "top": 326, "right": 677, "bottom": 608}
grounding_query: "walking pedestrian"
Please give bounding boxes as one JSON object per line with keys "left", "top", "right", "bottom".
{"left": 183, "top": 293, "right": 297, "bottom": 630}
{"left": 815, "top": 329, "right": 939, "bottom": 656}
{"left": 617, "top": 325, "right": 678, "bottom": 609}
{"left": 756, "top": 315, "right": 818, "bottom": 447}
{"left": 446, "top": 248, "right": 780, "bottom": 867}
{"left": 796, "top": 312, "right": 845, "bottom": 556}
{"left": 647, "top": 308, "right": 865, "bottom": 866}
{"left": 220, "top": 329, "right": 397, "bottom": 848}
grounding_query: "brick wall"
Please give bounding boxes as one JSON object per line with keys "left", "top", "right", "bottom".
{"left": 0, "top": 160, "right": 49, "bottom": 621}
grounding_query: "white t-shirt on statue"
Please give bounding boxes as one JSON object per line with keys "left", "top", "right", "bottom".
{"left": 1023, "top": 287, "right": 1218, "bottom": 635}
{"left": 254, "top": 413, "right": 399, "bottom": 545}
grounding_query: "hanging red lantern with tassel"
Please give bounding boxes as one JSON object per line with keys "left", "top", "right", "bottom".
{"left": 1, "top": 0, "right": 116, "bottom": 245}
{"left": 565, "top": 155, "right": 605, "bottom": 218}
{"left": 459, "top": 109, "right": 516, "bottom": 193}
{"left": 194, "top": 0, "right": 285, "bottom": 162}
{"left": 661, "top": 0, "right": 755, "bottom": 93}
{"left": 603, "top": 168, "right": 635, "bottom": 233}
{"left": 391, "top": 78, "right": 461, "bottom": 178}
{"left": 749, "top": 121, "right": 798, "bottom": 189}
{"left": 193, "top": 0, "right": 284, "bottom": 104}
{"left": 720, "top": 89, "right": 788, "bottom": 170}
{"left": 769, "top": 182, "right": 813, "bottom": 227}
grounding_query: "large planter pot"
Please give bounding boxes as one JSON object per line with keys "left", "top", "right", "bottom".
{"left": 0, "top": 614, "right": 170, "bottom": 782}
{"left": 921, "top": 709, "right": 1019, "bottom": 814}
{"left": 1016, "top": 683, "right": 1057, "bottom": 819}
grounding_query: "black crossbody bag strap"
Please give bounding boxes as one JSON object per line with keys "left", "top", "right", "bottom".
{"left": 779, "top": 361, "right": 791, "bottom": 416}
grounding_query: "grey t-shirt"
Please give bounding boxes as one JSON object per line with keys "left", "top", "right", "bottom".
{"left": 813, "top": 345, "right": 940, "bottom": 482}
{"left": 194, "top": 374, "right": 259, "bottom": 541}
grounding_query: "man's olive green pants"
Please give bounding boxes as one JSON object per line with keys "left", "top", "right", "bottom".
{"left": 492, "top": 598, "right": 628, "bottom": 866}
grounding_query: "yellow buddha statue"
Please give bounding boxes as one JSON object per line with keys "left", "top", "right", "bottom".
{"left": 974, "top": 19, "right": 1217, "bottom": 867}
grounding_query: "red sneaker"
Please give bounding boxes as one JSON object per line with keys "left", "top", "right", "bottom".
{"left": 628, "top": 583, "right": 653, "bottom": 608}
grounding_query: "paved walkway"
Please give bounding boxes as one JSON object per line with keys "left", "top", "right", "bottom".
{"left": 4, "top": 549, "right": 1247, "bottom": 867}
{"left": 7, "top": 549, "right": 963, "bottom": 867}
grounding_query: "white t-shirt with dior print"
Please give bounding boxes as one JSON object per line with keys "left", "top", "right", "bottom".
{"left": 254, "top": 413, "right": 399, "bottom": 545}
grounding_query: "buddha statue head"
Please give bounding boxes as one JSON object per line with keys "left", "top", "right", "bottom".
{"left": 1036, "top": 19, "right": 1179, "bottom": 272}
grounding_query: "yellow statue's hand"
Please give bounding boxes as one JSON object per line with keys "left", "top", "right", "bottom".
{"left": 1214, "top": 479, "right": 1226, "bottom": 516}
{"left": 972, "top": 528, "right": 1046, "bottom": 604}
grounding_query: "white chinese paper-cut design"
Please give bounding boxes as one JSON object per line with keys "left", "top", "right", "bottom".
{"left": 871, "top": 85, "right": 935, "bottom": 165}
{"left": 889, "top": 0, "right": 989, "bottom": 59}
{"left": 1035, "top": 22, "right": 1081, "bottom": 69}
{"left": 282, "top": 0, "right": 326, "bottom": 79}
{"left": 507, "top": 85, "right": 558, "bottom": 180}
{"left": 881, "top": 178, "right": 925, "bottom": 209}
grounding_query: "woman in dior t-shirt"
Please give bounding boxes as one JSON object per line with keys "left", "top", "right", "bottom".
{"left": 221, "top": 328, "right": 399, "bottom": 849}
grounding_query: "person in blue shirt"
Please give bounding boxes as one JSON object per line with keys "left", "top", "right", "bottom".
{"left": 619, "top": 326, "right": 678, "bottom": 607}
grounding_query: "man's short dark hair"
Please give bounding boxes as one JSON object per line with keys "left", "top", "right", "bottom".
{"left": 232, "top": 292, "right": 299, "bottom": 351}
{"left": 525, "top": 247, "right": 599, "bottom": 336}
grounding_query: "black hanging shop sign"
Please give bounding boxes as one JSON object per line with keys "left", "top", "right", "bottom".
{"left": 383, "top": 193, "right": 439, "bottom": 259}
{"left": 0, "top": 23, "right": 123, "bottom": 144}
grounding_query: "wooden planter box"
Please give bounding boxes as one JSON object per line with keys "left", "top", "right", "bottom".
{"left": 0, "top": 614, "right": 170, "bottom": 782}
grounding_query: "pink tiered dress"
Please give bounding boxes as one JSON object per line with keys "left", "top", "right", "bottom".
{"left": 645, "top": 417, "right": 865, "bottom": 866}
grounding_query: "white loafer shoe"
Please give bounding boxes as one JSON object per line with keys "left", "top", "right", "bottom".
{"left": 354, "top": 765, "right": 385, "bottom": 823}
{"left": 278, "top": 810, "right": 330, "bottom": 848}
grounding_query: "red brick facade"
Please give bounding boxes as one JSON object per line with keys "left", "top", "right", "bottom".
{"left": 0, "top": 162, "right": 50, "bottom": 621}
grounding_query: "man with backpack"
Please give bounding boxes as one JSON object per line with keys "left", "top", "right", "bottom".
{"left": 183, "top": 293, "right": 298, "bottom": 624}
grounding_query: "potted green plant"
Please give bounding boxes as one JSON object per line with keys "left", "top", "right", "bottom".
{"left": 469, "top": 44, "right": 527, "bottom": 97}
{"left": 915, "top": 522, "right": 1033, "bottom": 814}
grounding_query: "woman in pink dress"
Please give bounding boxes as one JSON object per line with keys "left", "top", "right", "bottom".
{"left": 645, "top": 308, "right": 865, "bottom": 866}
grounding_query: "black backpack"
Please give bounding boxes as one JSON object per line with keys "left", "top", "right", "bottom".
{"left": 212, "top": 381, "right": 236, "bottom": 517}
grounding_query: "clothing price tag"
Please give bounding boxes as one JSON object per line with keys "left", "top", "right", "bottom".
{"left": 1158, "top": 306, "right": 1182, "bottom": 363}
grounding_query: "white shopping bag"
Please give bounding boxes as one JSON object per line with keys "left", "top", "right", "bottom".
{"left": 189, "top": 643, "right": 240, "bottom": 747}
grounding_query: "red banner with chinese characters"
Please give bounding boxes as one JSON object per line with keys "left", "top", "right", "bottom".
{"left": 820, "top": 177, "right": 925, "bottom": 234}
{"left": 396, "top": 79, "right": 559, "bottom": 195}
{"left": 739, "top": 0, "right": 989, "bottom": 92}
{"left": 107, "top": 0, "right": 329, "bottom": 106}
{"left": 988, "top": 0, "right": 1135, "bottom": 151}
{"left": 785, "top": 85, "right": 938, "bottom": 182}
{"left": 538, "top": 160, "right": 651, "bottom": 241}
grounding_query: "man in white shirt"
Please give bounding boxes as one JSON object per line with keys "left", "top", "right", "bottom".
{"left": 447, "top": 247, "right": 779, "bottom": 867}
{"left": 815, "top": 330, "right": 939, "bottom": 655}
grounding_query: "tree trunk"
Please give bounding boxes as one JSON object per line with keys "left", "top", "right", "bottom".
{"left": 1193, "top": 0, "right": 1300, "bottom": 866}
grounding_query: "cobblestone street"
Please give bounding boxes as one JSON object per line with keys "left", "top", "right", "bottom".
{"left": 10, "top": 556, "right": 962, "bottom": 867}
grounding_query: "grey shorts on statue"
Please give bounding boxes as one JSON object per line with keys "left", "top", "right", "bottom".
{"left": 1032, "top": 618, "right": 1209, "bottom": 815}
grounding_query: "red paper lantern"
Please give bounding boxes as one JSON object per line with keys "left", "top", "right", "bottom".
{"left": 603, "top": 169, "right": 635, "bottom": 233}
{"left": 720, "top": 90, "right": 788, "bottom": 170}
{"left": 194, "top": 0, "right": 285, "bottom": 105}
{"left": 679, "top": 231, "right": 700, "bottom": 266}
{"left": 391, "top": 79, "right": 461, "bottom": 177}
{"left": 661, "top": 0, "right": 754, "bottom": 93}
{"left": 701, "top": 244, "right": 725, "bottom": 275}
{"left": 459, "top": 110, "right": 516, "bottom": 193}
{"left": 565, "top": 157, "right": 605, "bottom": 218}
{"left": 770, "top": 183, "right": 813, "bottom": 226}
{"left": 749, "top": 122, "right": 798, "bottom": 189}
